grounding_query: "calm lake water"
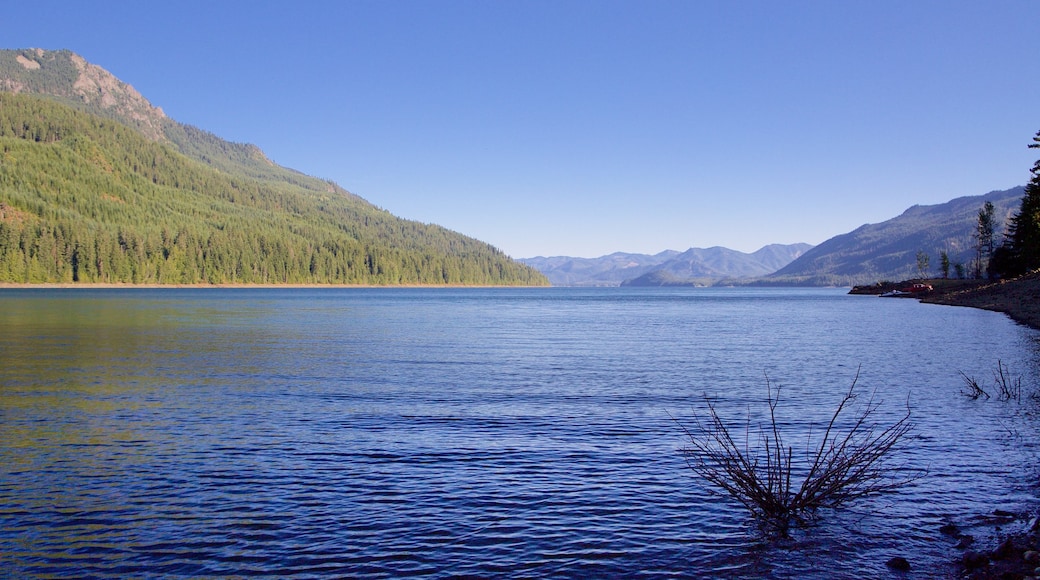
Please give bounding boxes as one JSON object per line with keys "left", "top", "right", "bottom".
{"left": 1, "top": 287, "right": 1038, "bottom": 578}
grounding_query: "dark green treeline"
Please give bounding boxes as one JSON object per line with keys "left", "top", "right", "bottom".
{"left": 0, "top": 93, "right": 547, "bottom": 285}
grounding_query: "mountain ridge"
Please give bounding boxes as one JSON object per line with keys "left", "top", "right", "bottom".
{"left": 769, "top": 186, "right": 1024, "bottom": 285}
{"left": 521, "top": 243, "right": 812, "bottom": 287}
{"left": 0, "top": 49, "right": 361, "bottom": 197}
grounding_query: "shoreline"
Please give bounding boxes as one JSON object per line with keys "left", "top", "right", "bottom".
{"left": 919, "top": 270, "right": 1040, "bottom": 331}
{"left": 850, "top": 272, "right": 1040, "bottom": 332}
{"left": 0, "top": 283, "right": 549, "bottom": 289}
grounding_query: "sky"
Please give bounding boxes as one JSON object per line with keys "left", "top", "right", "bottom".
{"left": 5, "top": 1, "right": 1039, "bottom": 258}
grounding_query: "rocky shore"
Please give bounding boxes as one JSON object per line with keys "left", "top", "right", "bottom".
{"left": 857, "top": 272, "right": 1040, "bottom": 578}
{"left": 921, "top": 270, "right": 1040, "bottom": 331}
{"left": 850, "top": 271, "right": 1040, "bottom": 330}
{"left": 950, "top": 514, "right": 1040, "bottom": 580}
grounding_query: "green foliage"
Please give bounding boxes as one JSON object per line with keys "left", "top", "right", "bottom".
{"left": 0, "top": 49, "right": 81, "bottom": 97}
{"left": 161, "top": 121, "right": 344, "bottom": 193}
{"left": 999, "top": 130, "right": 1040, "bottom": 276}
{"left": 0, "top": 93, "right": 547, "bottom": 286}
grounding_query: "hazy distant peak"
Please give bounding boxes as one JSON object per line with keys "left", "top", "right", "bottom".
{"left": 521, "top": 243, "right": 813, "bottom": 286}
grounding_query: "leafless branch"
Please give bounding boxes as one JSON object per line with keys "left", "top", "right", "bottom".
{"left": 960, "top": 371, "right": 990, "bottom": 400}
{"left": 675, "top": 370, "right": 921, "bottom": 534}
{"left": 993, "top": 359, "right": 1022, "bottom": 402}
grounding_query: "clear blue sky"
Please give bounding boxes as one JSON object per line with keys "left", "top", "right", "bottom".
{"left": 7, "top": 1, "right": 1039, "bottom": 258}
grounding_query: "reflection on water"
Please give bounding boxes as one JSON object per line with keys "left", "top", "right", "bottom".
{"left": 0, "top": 287, "right": 1038, "bottom": 578}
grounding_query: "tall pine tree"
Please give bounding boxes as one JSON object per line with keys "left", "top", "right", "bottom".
{"left": 1003, "top": 130, "right": 1040, "bottom": 275}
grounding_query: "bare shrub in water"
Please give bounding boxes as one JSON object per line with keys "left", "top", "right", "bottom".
{"left": 960, "top": 360, "right": 1022, "bottom": 402}
{"left": 960, "top": 371, "right": 991, "bottom": 400}
{"left": 993, "top": 359, "right": 1022, "bottom": 403}
{"left": 675, "top": 371, "right": 918, "bottom": 534}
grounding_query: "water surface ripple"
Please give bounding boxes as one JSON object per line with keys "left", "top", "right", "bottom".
{"left": 1, "top": 288, "right": 1038, "bottom": 578}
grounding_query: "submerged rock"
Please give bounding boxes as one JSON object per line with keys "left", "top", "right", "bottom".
{"left": 955, "top": 535, "right": 975, "bottom": 550}
{"left": 993, "top": 537, "right": 1016, "bottom": 560}
{"left": 885, "top": 556, "right": 911, "bottom": 571}
{"left": 963, "top": 551, "right": 990, "bottom": 571}
{"left": 939, "top": 523, "right": 960, "bottom": 537}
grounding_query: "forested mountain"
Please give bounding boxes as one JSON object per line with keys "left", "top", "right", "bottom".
{"left": 768, "top": 187, "right": 1024, "bottom": 286}
{"left": 521, "top": 244, "right": 810, "bottom": 286}
{"left": 0, "top": 48, "right": 547, "bottom": 285}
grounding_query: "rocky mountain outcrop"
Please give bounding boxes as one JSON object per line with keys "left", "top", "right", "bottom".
{"left": 2, "top": 48, "right": 167, "bottom": 140}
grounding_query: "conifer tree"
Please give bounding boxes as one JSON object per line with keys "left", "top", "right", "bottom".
{"left": 1003, "top": 130, "right": 1040, "bottom": 275}
{"left": 973, "top": 201, "right": 995, "bottom": 278}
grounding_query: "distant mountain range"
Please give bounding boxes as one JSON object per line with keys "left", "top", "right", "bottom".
{"left": 0, "top": 48, "right": 547, "bottom": 285}
{"left": 523, "top": 187, "right": 1026, "bottom": 287}
{"left": 521, "top": 244, "right": 812, "bottom": 287}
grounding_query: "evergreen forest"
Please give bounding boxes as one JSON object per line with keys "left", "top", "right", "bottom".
{"left": 0, "top": 92, "right": 547, "bottom": 285}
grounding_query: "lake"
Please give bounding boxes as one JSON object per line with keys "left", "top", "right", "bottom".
{"left": 1, "top": 287, "right": 1038, "bottom": 578}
